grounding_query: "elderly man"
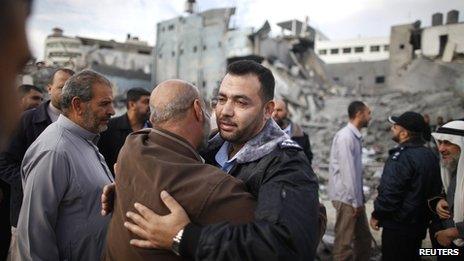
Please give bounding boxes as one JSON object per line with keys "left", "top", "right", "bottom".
{"left": 104, "top": 80, "right": 255, "bottom": 260}
{"left": 428, "top": 120, "right": 464, "bottom": 254}
{"left": 17, "top": 70, "right": 115, "bottom": 260}
{"left": 272, "top": 99, "right": 313, "bottom": 165}
{"left": 370, "top": 112, "right": 441, "bottom": 260}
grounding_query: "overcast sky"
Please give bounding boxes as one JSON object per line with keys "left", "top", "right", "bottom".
{"left": 28, "top": 0, "right": 463, "bottom": 60}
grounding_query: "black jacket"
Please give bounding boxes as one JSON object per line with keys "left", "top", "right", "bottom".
{"left": 372, "top": 138, "right": 442, "bottom": 238}
{"left": 0, "top": 101, "right": 52, "bottom": 226}
{"left": 98, "top": 113, "right": 151, "bottom": 175}
{"left": 180, "top": 120, "right": 320, "bottom": 260}
{"left": 288, "top": 122, "right": 313, "bottom": 166}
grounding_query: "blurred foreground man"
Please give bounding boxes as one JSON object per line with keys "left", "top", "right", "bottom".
{"left": 272, "top": 99, "right": 313, "bottom": 165}
{"left": 0, "top": 0, "right": 34, "bottom": 259}
{"left": 116, "top": 60, "right": 320, "bottom": 260}
{"left": 104, "top": 80, "right": 255, "bottom": 260}
{"left": 328, "top": 101, "right": 372, "bottom": 261}
{"left": 99, "top": 87, "right": 151, "bottom": 175}
{"left": 370, "top": 112, "right": 441, "bottom": 261}
{"left": 17, "top": 70, "right": 115, "bottom": 260}
{"left": 429, "top": 120, "right": 464, "bottom": 257}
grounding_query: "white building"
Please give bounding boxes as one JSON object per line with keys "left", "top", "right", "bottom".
{"left": 44, "top": 28, "right": 83, "bottom": 68}
{"left": 315, "top": 37, "right": 390, "bottom": 64}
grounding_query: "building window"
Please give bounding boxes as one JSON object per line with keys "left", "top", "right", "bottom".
{"left": 370, "top": 45, "right": 380, "bottom": 52}
{"left": 218, "top": 41, "right": 222, "bottom": 47}
{"left": 202, "top": 81, "right": 206, "bottom": 87}
{"left": 171, "top": 51, "right": 175, "bottom": 57}
{"left": 358, "top": 76, "right": 363, "bottom": 80}
{"left": 158, "top": 53, "right": 162, "bottom": 59}
{"left": 333, "top": 77, "right": 340, "bottom": 82}
{"left": 168, "top": 24, "right": 175, "bottom": 31}
{"left": 354, "top": 47, "right": 364, "bottom": 53}
{"left": 342, "top": 48, "right": 351, "bottom": 54}
{"left": 399, "top": 44, "right": 405, "bottom": 49}
{"left": 330, "top": 48, "right": 339, "bottom": 54}
{"left": 375, "top": 76, "right": 385, "bottom": 84}
{"left": 203, "top": 45, "right": 207, "bottom": 51}
{"left": 162, "top": 27, "right": 165, "bottom": 32}
{"left": 318, "top": 49, "right": 327, "bottom": 55}
{"left": 193, "top": 46, "right": 197, "bottom": 53}
{"left": 180, "top": 48, "right": 184, "bottom": 55}
{"left": 384, "top": 45, "right": 389, "bottom": 51}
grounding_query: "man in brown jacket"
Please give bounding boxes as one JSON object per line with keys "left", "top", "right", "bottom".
{"left": 103, "top": 80, "right": 256, "bottom": 261}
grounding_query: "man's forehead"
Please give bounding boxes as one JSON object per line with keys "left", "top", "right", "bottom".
{"left": 219, "top": 74, "right": 260, "bottom": 97}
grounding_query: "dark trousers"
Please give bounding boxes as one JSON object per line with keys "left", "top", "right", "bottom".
{"left": 0, "top": 182, "right": 11, "bottom": 261}
{"left": 381, "top": 228, "right": 422, "bottom": 261}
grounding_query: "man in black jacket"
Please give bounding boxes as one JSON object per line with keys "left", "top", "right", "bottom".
{"left": 272, "top": 99, "right": 313, "bottom": 165}
{"left": 0, "top": 68, "right": 73, "bottom": 258}
{"left": 370, "top": 111, "right": 442, "bottom": 261}
{"left": 98, "top": 87, "right": 151, "bottom": 175}
{"left": 108, "top": 60, "right": 321, "bottom": 260}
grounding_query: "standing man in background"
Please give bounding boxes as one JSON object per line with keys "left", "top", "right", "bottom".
{"left": 99, "top": 87, "right": 151, "bottom": 175}
{"left": 18, "top": 84, "right": 43, "bottom": 111}
{"left": 328, "top": 101, "right": 372, "bottom": 260}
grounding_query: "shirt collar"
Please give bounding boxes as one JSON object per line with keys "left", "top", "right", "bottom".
{"left": 283, "top": 123, "right": 292, "bottom": 136}
{"left": 347, "top": 122, "right": 362, "bottom": 139}
{"left": 215, "top": 141, "right": 238, "bottom": 172}
{"left": 57, "top": 114, "right": 100, "bottom": 145}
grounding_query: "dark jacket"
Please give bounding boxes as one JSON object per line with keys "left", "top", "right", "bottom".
{"left": 98, "top": 113, "right": 151, "bottom": 175}
{"left": 289, "top": 122, "right": 313, "bottom": 166}
{"left": 372, "top": 138, "right": 442, "bottom": 238}
{"left": 181, "top": 120, "right": 321, "bottom": 261}
{"left": 104, "top": 128, "right": 256, "bottom": 261}
{"left": 0, "top": 101, "right": 52, "bottom": 226}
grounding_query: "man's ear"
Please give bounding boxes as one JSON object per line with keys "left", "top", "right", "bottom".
{"left": 47, "top": 84, "right": 52, "bottom": 94}
{"left": 264, "top": 100, "right": 275, "bottom": 119}
{"left": 193, "top": 99, "right": 203, "bottom": 122}
{"left": 71, "top": 97, "right": 84, "bottom": 115}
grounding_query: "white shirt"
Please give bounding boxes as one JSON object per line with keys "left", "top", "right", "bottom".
{"left": 328, "top": 123, "right": 364, "bottom": 207}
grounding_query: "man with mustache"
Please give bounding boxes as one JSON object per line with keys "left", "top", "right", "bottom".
{"left": 115, "top": 60, "right": 320, "bottom": 260}
{"left": 17, "top": 70, "right": 115, "bottom": 260}
{"left": 370, "top": 112, "right": 441, "bottom": 260}
{"left": 103, "top": 80, "right": 256, "bottom": 261}
{"left": 99, "top": 87, "right": 151, "bottom": 175}
{"left": 428, "top": 120, "right": 464, "bottom": 256}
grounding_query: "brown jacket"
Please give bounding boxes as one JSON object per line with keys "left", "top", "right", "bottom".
{"left": 104, "top": 128, "right": 256, "bottom": 261}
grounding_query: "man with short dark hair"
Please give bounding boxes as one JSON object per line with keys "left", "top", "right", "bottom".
{"left": 18, "top": 84, "right": 43, "bottom": 111}
{"left": 107, "top": 60, "right": 320, "bottom": 260}
{"left": 98, "top": 87, "right": 151, "bottom": 175}
{"left": 273, "top": 99, "right": 313, "bottom": 165}
{"left": 328, "top": 100, "right": 372, "bottom": 260}
{"left": 0, "top": 1, "right": 34, "bottom": 258}
{"left": 0, "top": 68, "right": 74, "bottom": 260}
{"left": 17, "top": 70, "right": 115, "bottom": 260}
{"left": 370, "top": 111, "right": 441, "bottom": 260}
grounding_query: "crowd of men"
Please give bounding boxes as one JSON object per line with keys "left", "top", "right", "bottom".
{"left": 0, "top": 0, "right": 464, "bottom": 260}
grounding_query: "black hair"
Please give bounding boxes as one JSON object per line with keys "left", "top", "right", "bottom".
{"left": 348, "top": 101, "right": 367, "bottom": 119}
{"left": 126, "top": 87, "right": 150, "bottom": 108}
{"left": 18, "top": 84, "right": 42, "bottom": 96}
{"left": 226, "top": 60, "right": 275, "bottom": 103}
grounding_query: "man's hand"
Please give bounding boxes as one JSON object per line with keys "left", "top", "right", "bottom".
{"left": 101, "top": 183, "right": 115, "bottom": 216}
{"left": 436, "top": 199, "right": 451, "bottom": 219}
{"left": 125, "top": 190, "right": 190, "bottom": 250}
{"left": 435, "top": 228, "right": 459, "bottom": 247}
{"left": 353, "top": 205, "right": 364, "bottom": 218}
{"left": 370, "top": 217, "right": 379, "bottom": 231}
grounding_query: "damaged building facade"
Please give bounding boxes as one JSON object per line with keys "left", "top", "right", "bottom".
{"left": 43, "top": 28, "right": 153, "bottom": 95}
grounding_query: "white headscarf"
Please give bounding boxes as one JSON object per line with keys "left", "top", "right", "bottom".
{"left": 432, "top": 120, "right": 464, "bottom": 246}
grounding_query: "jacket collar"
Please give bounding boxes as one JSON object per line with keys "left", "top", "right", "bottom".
{"left": 115, "top": 113, "right": 132, "bottom": 130}
{"left": 207, "top": 119, "right": 290, "bottom": 164}
{"left": 32, "top": 100, "right": 52, "bottom": 124}
{"left": 148, "top": 127, "right": 203, "bottom": 162}
{"left": 389, "top": 137, "right": 425, "bottom": 154}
